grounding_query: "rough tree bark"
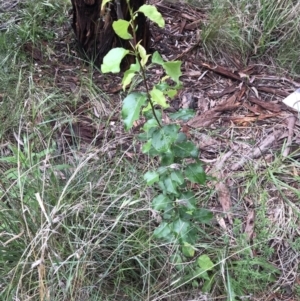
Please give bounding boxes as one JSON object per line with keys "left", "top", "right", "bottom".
{"left": 70, "top": 0, "right": 150, "bottom": 67}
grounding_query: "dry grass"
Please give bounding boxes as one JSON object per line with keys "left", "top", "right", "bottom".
{"left": 0, "top": 0, "right": 300, "bottom": 300}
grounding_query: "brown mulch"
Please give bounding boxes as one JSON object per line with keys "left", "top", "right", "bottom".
{"left": 22, "top": 1, "right": 300, "bottom": 159}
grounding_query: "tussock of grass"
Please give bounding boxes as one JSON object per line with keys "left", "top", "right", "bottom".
{"left": 201, "top": 0, "right": 300, "bottom": 73}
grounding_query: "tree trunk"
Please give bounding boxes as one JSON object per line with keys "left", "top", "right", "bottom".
{"left": 71, "top": 0, "right": 150, "bottom": 67}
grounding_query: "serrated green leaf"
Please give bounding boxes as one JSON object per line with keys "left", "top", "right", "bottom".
{"left": 172, "top": 141, "right": 199, "bottom": 158}
{"left": 157, "top": 166, "right": 168, "bottom": 175}
{"left": 101, "top": 48, "right": 129, "bottom": 73}
{"left": 170, "top": 171, "right": 184, "bottom": 185}
{"left": 142, "top": 139, "right": 152, "bottom": 153}
{"left": 161, "top": 152, "right": 175, "bottom": 165}
{"left": 172, "top": 218, "right": 189, "bottom": 235}
{"left": 143, "top": 86, "right": 169, "bottom": 111}
{"left": 152, "top": 194, "right": 172, "bottom": 211}
{"left": 165, "top": 89, "right": 178, "bottom": 99}
{"left": 150, "top": 87, "right": 169, "bottom": 108}
{"left": 122, "top": 60, "right": 140, "bottom": 90}
{"left": 164, "top": 177, "right": 178, "bottom": 194}
{"left": 154, "top": 222, "right": 175, "bottom": 242}
{"left": 122, "top": 92, "right": 147, "bottom": 131}
{"left": 122, "top": 71, "right": 136, "bottom": 90}
{"left": 144, "top": 109, "right": 162, "bottom": 120}
{"left": 148, "top": 146, "right": 160, "bottom": 156}
{"left": 177, "top": 192, "right": 196, "bottom": 210}
{"left": 113, "top": 20, "right": 133, "bottom": 40}
{"left": 202, "top": 274, "right": 215, "bottom": 293}
{"left": 176, "top": 132, "right": 187, "bottom": 143}
{"left": 144, "top": 171, "right": 159, "bottom": 185}
{"left": 170, "top": 254, "right": 184, "bottom": 271}
{"left": 162, "top": 61, "right": 182, "bottom": 84}
{"left": 182, "top": 242, "right": 195, "bottom": 257}
{"left": 152, "top": 51, "right": 164, "bottom": 65}
{"left": 193, "top": 267, "right": 210, "bottom": 280}
{"left": 185, "top": 163, "right": 206, "bottom": 184}
{"left": 169, "top": 109, "right": 196, "bottom": 121}
{"left": 151, "top": 124, "right": 179, "bottom": 152}
{"left": 157, "top": 180, "right": 166, "bottom": 191}
{"left": 137, "top": 44, "right": 150, "bottom": 67}
{"left": 155, "top": 82, "right": 170, "bottom": 91}
{"left": 171, "top": 218, "right": 196, "bottom": 243}
{"left": 142, "top": 119, "right": 159, "bottom": 131}
{"left": 138, "top": 5, "right": 165, "bottom": 28}
{"left": 197, "top": 255, "right": 214, "bottom": 271}
{"left": 193, "top": 209, "right": 213, "bottom": 223}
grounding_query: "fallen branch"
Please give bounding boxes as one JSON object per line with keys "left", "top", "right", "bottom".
{"left": 231, "top": 130, "right": 284, "bottom": 170}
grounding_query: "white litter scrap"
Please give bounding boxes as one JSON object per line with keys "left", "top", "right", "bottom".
{"left": 282, "top": 88, "right": 300, "bottom": 112}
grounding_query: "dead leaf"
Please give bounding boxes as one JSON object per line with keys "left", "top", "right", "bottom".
{"left": 188, "top": 92, "right": 240, "bottom": 128}
{"left": 185, "top": 19, "right": 202, "bottom": 30}
{"left": 216, "top": 182, "right": 232, "bottom": 224}
{"left": 248, "top": 96, "right": 282, "bottom": 113}
{"left": 244, "top": 210, "right": 255, "bottom": 240}
{"left": 223, "top": 113, "right": 279, "bottom": 125}
{"left": 256, "top": 86, "right": 289, "bottom": 97}
{"left": 216, "top": 214, "right": 227, "bottom": 230}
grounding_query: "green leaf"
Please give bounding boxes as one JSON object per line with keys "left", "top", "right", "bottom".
{"left": 101, "top": 0, "right": 112, "bottom": 10}
{"left": 185, "top": 163, "right": 206, "bottom": 184}
{"left": 157, "top": 166, "right": 168, "bottom": 175}
{"left": 177, "top": 192, "right": 196, "bottom": 210}
{"left": 165, "top": 89, "right": 178, "bottom": 99}
{"left": 143, "top": 119, "right": 159, "bottom": 131}
{"left": 122, "top": 60, "right": 140, "bottom": 90}
{"left": 144, "top": 171, "right": 159, "bottom": 185}
{"left": 150, "top": 87, "right": 169, "bottom": 108}
{"left": 144, "top": 109, "right": 162, "bottom": 120}
{"left": 162, "top": 61, "right": 182, "bottom": 84}
{"left": 157, "top": 180, "right": 166, "bottom": 191}
{"left": 113, "top": 20, "right": 132, "bottom": 40}
{"left": 152, "top": 124, "right": 179, "bottom": 153}
{"left": 148, "top": 146, "right": 160, "bottom": 157}
{"left": 137, "top": 44, "right": 150, "bottom": 67}
{"left": 193, "top": 209, "right": 213, "bottom": 224}
{"left": 163, "top": 177, "right": 178, "bottom": 194}
{"left": 170, "top": 171, "right": 184, "bottom": 185}
{"left": 101, "top": 48, "right": 129, "bottom": 73}
{"left": 182, "top": 242, "right": 195, "bottom": 257}
{"left": 161, "top": 152, "right": 175, "bottom": 165}
{"left": 193, "top": 267, "right": 210, "bottom": 280}
{"left": 169, "top": 109, "right": 196, "bottom": 121}
{"left": 138, "top": 5, "right": 165, "bottom": 28}
{"left": 197, "top": 254, "right": 214, "bottom": 271}
{"left": 172, "top": 218, "right": 189, "bottom": 236}
{"left": 154, "top": 222, "right": 175, "bottom": 242}
{"left": 172, "top": 141, "right": 199, "bottom": 158}
{"left": 122, "top": 92, "right": 147, "bottom": 131}
{"left": 122, "top": 71, "right": 136, "bottom": 90}
{"left": 155, "top": 82, "right": 170, "bottom": 92}
{"left": 142, "top": 139, "right": 152, "bottom": 153}
{"left": 152, "top": 51, "right": 164, "bottom": 65}
{"left": 202, "top": 274, "right": 215, "bottom": 293}
{"left": 175, "top": 132, "right": 187, "bottom": 143}
{"left": 142, "top": 86, "right": 169, "bottom": 112}
{"left": 171, "top": 218, "right": 197, "bottom": 244}
{"left": 152, "top": 194, "right": 172, "bottom": 211}
{"left": 170, "top": 254, "right": 184, "bottom": 271}
{"left": 138, "top": 127, "right": 156, "bottom": 141}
